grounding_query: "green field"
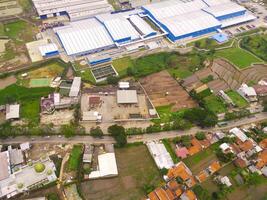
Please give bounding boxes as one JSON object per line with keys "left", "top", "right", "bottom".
{"left": 4, "top": 20, "right": 36, "bottom": 43}
{"left": 226, "top": 90, "right": 248, "bottom": 108}
{"left": 240, "top": 34, "right": 267, "bottom": 61}
{"left": 68, "top": 145, "right": 83, "bottom": 172}
{"left": 189, "top": 37, "right": 233, "bottom": 49}
{"left": 29, "top": 78, "right": 52, "bottom": 87}
{"left": 215, "top": 47, "right": 262, "bottom": 69}
{"left": 0, "top": 84, "right": 53, "bottom": 123}
{"left": 112, "top": 56, "right": 134, "bottom": 77}
{"left": 204, "top": 95, "right": 227, "bottom": 114}
{"left": 167, "top": 68, "right": 193, "bottom": 79}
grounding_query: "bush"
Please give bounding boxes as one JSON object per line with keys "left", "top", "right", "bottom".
{"left": 195, "top": 132, "right": 206, "bottom": 140}
{"left": 34, "top": 163, "right": 46, "bottom": 173}
{"left": 193, "top": 185, "right": 211, "bottom": 200}
{"left": 160, "top": 167, "right": 168, "bottom": 175}
{"left": 108, "top": 125, "right": 127, "bottom": 147}
{"left": 181, "top": 135, "right": 191, "bottom": 148}
{"left": 90, "top": 126, "right": 103, "bottom": 138}
{"left": 106, "top": 76, "right": 119, "bottom": 85}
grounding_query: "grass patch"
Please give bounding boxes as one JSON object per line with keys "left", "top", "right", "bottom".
{"left": 4, "top": 20, "right": 36, "bottom": 43}
{"left": 18, "top": 0, "right": 32, "bottom": 11}
{"left": 226, "top": 90, "right": 248, "bottom": 108}
{"left": 68, "top": 145, "right": 83, "bottom": 172}
{"left": 0, "top": 84, "right": 53, "bottom": 123}
{"left": 204, "top": 94, "right": 227, "bottom": 114}
{"left": 155, "top": 105, "right": 172, "bottom": 123}
{"left": 0, "top": 23, "right": 4, "bottom": 36}
{"left": 183, "top": 142, "right": 220, "bottom": 173}
{"left": 167, "top": 68, "right": 193, "bottom": 79}
{"left": 201, "top": 75, "right": 214, "bottom": 84}
{"left": 240, "top": 34, "right": 267, "bottom": 61}
{"left": 215, "top": 47, "right": 262, "bottom": 69}
{"left": 76, "top": 69, "right": 95, "bottom": 84}
{"left": 112, "top": 56, "right": 134, "bottom": 77}
{"left": 162, "top": 139, "right": 179, "bottom": 163}
{"left": 189, "top": 38, "right": 233, "bottom": 49}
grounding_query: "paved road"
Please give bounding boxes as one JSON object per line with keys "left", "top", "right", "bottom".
{"left": 1, "top": 112, "right": 267, "bottom": 145}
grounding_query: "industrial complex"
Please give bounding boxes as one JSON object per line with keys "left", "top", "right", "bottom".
{"left": 33, "top": 0, "right": 256, "bottom": 60}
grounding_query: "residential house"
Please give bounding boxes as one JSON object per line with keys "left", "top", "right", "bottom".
{"left": 229, "top": 127, "right": 248, "bottom": 143}
{"left": 237, "top": 83, "right": 257, "bottom": 102}
{"left": 180, "top": 190, "right": 197, "bottom": 200}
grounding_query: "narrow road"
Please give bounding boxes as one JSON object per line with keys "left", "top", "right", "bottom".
{"left": 1, "top": 112, "right": 266, "bottom": 145}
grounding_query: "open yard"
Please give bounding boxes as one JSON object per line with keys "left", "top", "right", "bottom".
{"left": 226, "top": 90, "right": 248, "bottom": 108}
{"left": 68, "top": 145, "right": 83, "bottom": 172}
{"left": 183, "top": 142, "right": 220, "bottom": 174}
{"left": 140, "top": 70, "right": 197, "bottom": 112}
{"left": 80, "top": 144, "right": 163, "bottom": 200}
{"left": 204, "top": 94, "right": 227, "bottom": 114}
{"left": 17, "top": 60, "right": 65, "bottom": 87}
{"left": 215, "top": 46, "right": 262, "bottom": 69}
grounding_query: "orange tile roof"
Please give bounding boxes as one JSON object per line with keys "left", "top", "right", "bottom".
{"left": 199, "top": 139, "right": 211, "bottom": 149}
{"left": 165, "top": 188, "right": 175, "bottom": 200}
{"left": 256, "top": 149, "right": 267, "bottom": 169}
{"left": 259, "top": 139, "right": 267, "bottom": 149}
{"left": 234, "top": 158, "right": 247, "bottom": 168}
{"left": 188, "top": 145, "right": 201, "bottom": 156}
{"left": 209, "top": 161, "right": 221, "bottom": 173}
{"left": 184, "top": 190, "right": 197, "bottom": 200}
{"left": 175, "top": 188, "right": 183, "bottom": 197}
{"left": 239, "top": 140, "right": 254, "bottom": 151}
{"left": 155, "top": 188, "right": 169, "bottom": 200}
{"left": 167, "top": 162, "right": 191, "bottom": 181}
{"left": 196, "top": 170, "right": 208, "bottom": 182}
{"left": 148, "top": 191, "right": 159, "bottom": 200}
{"left": 188, "top": 138, "right": 202, "bottom": 155}
{"left": 167, "top": 180, "right": 180, "bottom": 191}
{"left": 186, "top": 176, "right": 196, "bottom": 188}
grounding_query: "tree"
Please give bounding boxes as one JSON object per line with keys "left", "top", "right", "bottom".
{"left": 106, "top": 76, "right": 119, "bottom": 85}
{"left": 216, "top": 149, "right": 235, "bottom": 163}
{"left": 90, "top": 126, "right": 103, "bottom": 138}
{"left": 195, "top": 132, "right": 206, "bottom": 140}
{"left": 181, "top": 135, "right": 191, "bottom": 148}
{"left": 60, "top": 124, "right": 75, "bottom": 138}
{"left": 108, "top": 124, "right": 127, "bottom": 147}
{"left": 246, "top": 172, "right": 262, "bottom": 186}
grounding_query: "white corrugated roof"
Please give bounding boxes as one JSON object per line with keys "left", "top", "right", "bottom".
{"left": 202, "top": 2, "right": 246, "bottom": 18}
{"left": 142, "top": 0, "right": 207, "bottom": 20}
{"left": 221, "top": 13, "right": 256, "bottom": 28}
{"left": 39, "top": 43, "right": 58, "bottom": 56}
{"left": 160, "top": 10, "right": 220, "bottom": 37}
{"left": 229, "top": 127, "right": 248, "bottom": 142}
{"left": 202, "top": 0, "right": 231, "bottom": 6}
{"left": 69, "top": 77, "right": 81, "bottom": 97}
{"left": 117, "top": 90, "right": 138, "bottom": 104}
{"left": 6, "top": 104, "right": 20, "bottom": 120}
{"left": 129, "top": 15, "right": 156, "bottom": 37}
{"left": 54, "top": 18, "right": 114, "bottom": 55}
{"left": 98, "top": 153, "right": 118, "bottom": 177}
{"left": 96, "top": 14, "right": 140, "bottom": 42}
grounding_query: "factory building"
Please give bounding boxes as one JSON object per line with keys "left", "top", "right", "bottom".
{"left": 32, "top": 0, "right": 113, "bottom": 21}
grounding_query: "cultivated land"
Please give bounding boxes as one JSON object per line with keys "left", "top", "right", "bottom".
{"left": 226, "top": 90, "right": 249, "bottom": 108}
{"left": 80, "top": 144, "right": 163, "bottom": 200}
{"left": 140, "top": 70, "right": 197, "bottom": 112}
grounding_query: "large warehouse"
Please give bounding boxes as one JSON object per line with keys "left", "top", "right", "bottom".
{"left": 53, "top": 0, "right": 255, "bottom": 56}
{"left": 54, "top": 9, "right": 160, "bottom": 56}
{"left": 32, "top": 0, "right": 113, "bottom": 21}
{"left": 142, "top": 0, "right": 255, "bottom": 42}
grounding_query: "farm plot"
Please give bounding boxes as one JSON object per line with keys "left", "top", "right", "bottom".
{"left": 140, "top": 70, "right": 197, "bottom": 112}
